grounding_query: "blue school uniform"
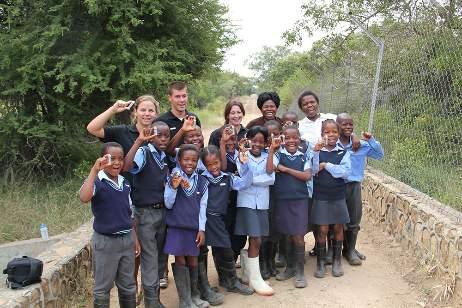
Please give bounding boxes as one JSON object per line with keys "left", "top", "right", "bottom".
{"left": 338, "top": 136, "right": 384, "bottom": 230}
{"left": 311, "top": 145, "right": 351, "bottom": 225}
{"left": 273, "top": 148, "right": 311, "bottom": 235}
{"left": 202, "top": 163, "right": 251, "bottom": 247}
{"left": 235, "top": 151, "right": 275, "bottom": 237}
{"left": 164, "top": 168, "right": 208, "bottom": 256}
{"left": 91, "top": 171, "right": 132, "bottom": 235}
{"left": 88, "top": 171, "right": 135, "bottom": 297}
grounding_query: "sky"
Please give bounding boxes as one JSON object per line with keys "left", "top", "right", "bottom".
{"left": 221, "top": 0, "right": 318, "bottom": 77}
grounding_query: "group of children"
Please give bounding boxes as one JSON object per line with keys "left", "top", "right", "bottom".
{"left": 80, "top": 106, "right": 384, "bottom": 308}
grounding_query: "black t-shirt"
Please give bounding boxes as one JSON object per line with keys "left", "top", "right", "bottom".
{"left": 102, "top": 124, "right": 140, "bottom": 155}
{"left": 208, "top": 125, "right": 247, "bottom": 148}
{"left": 101, "top": 124, "right": 145, "bottom": 185}
{"left": 156, "top": 110, "right": 201, "bottom": 139}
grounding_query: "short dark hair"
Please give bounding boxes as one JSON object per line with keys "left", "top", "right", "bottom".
{"left": 224, "top": 99, "right": 246, "bottom": 124}
{"left": 246, "top": 125, "right": 268, "bottom": 140}
{"left": 101, "top": 142, "right": 124, "bottom": 156}
{"left": 321, "top": 119, "right": 340, "bottom": 133}
{"left": 168, "top": 81, "right": 187, "bottom": 95}
{"left": 282, "top": 125, "right": 300, "bottom": 136}
{"left": 257, "top": 92, "right": 280, "bottom": 110}
{"left": 178, "top": 144, "right": 199, "bottom": 159}
{"left": 263, "top": 120, "right": 282, "bottom": 131}
{"left": 297, "top": 90, "right": 319, "bottom": 109}
{"left": 200, "top": 145, "right": 220, "bottom": 162}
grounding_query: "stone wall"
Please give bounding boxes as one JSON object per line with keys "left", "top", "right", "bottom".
{"left": 0, "top": 222, "right": 92, "bottom": 308}
{"left": 362, "top": 167, "right": 462, "bottom": 294}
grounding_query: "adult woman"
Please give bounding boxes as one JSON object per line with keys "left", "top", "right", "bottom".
{"left": 246, "top": 92, "right": 283, "bottom": 129}
{"left": 87, "top": 95, "right": 163, "bottom": 305}
{"left": 87, "top": 95, "right": 160, "bottom": 154}
{"left": 209, "top": 99, "right": 247, "bottom": 147}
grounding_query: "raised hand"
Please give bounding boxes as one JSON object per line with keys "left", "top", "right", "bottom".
{"left": 180, "top": 177, "right": 190, "bottom": 189}
{"left": 238, "top": 138, "right": 251, "bottom": 152}
{"left": 221, "top": 125, "right": 235, "bottom": 143}
{"left": 93, "top": 154, "right": 112, "bottom": 171}
{"left": 361, "top": 131, "right": 373, "bottom": 141}
{"left": 314, "top": 139, "right": 324, "bottom": 152}
{"left": 139, "top": 127, "right": 157, "bottom": 142}
{"left": 111, "top": 100, "right": 132, "bottom": 114}
{"left": 171, "top": 172, "right": 183, "bottom": 189}
{"left": 182, "top": 115, "right": 197, "bottom": 133}
{"left": 238, "top": 150, "right": 248, "bottom": 164}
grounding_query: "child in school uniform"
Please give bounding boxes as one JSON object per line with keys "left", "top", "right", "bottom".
{"left": 311, "top": 119, "right": 351, "bottom": 278}
{"left": 235, "top": 126, "right": 275, "bottom": 296}
{"left": 336, "top": 113, "right": 384, "bottom": 265}
{"left": 164, "top": 144, "right": 211, "bottom": 308}
{"left": 165, "top": 119, "right": 223, "bottom": 305}
{"left": 258, "top": 120, "right": 283, "bottom": 279}
{"left": 218, "top": 128, "right": 248, "bottom": 264}
{"left": 267, "top": 125, "right": 312, "bottom": 288}
{"left": 79, "top": 142, "right": 137, "bottom": 308}
{"left": 123, "top": 121, "right": 170, "bottom": 308}
{"left": 201, "top": 145, "right": 254, "bottom": 296}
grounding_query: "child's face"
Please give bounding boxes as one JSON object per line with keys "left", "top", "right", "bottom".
{"left": 184, "top": 127, "right": 204, "bottom": 150}
{"left": 178, "top": 150, "right": 199, "bottom": 175}
{"left": 103, "top": 146, "right": 124, "bottom": 179}
{"left": 338, "top": 118, "right": 354, "bottom": 138}
{"left": 151, "top": 125, "right": 170, "bottom": 151}
{"left": 322, "top": 123, "right": 340, "bottom": 147}
{"left": 283, "top": 128, "right": 301, "bottom": 154}
{"left": 282, "top": 114, "right": 298, "bottom": 125}
{"left": 225, "top": 135, "right": 237, "bottom": 153}
{"left": 249, "top": 133, "right": 266, "bottom": 156}
{"left": 204, "top": 154, "right": 222, "bottom": 177}
{"left": 267, "top": 126, "right": 281, "bottom": 138}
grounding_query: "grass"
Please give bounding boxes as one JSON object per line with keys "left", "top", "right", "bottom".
{"left": 0, "top": 177, "right": 92, "bottom": 244}
{"left": 191, "top": 97, "right": 228, "bottom": 130}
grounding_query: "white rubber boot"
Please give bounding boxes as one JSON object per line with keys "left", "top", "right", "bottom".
{"left": 239, "top": 249, "right": 249, "bottom": 284}
{"left": 246, "top": 256, "right": 275, "bottom": 296}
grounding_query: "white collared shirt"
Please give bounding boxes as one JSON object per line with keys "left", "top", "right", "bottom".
{"left": 298, "top": 113, "right": 337, "bottom": 145}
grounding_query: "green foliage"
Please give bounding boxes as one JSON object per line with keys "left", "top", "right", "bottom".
{"left": 0, "top": 0, "right": 236, "bottom": 179}
{"left": 0, "top": 178, "right": 92, "bottom": 243}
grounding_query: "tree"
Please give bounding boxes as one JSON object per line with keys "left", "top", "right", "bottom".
{"left": 0, "top": 0, "right": 236, "bottom": 178}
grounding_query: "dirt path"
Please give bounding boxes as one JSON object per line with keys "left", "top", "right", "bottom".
{"left": 104, "top": 95, "right": 426, "bottom": 307}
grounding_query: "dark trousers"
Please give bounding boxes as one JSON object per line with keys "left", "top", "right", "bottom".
{"left": 225, "top": 205, "right": 247, "bottom": 258}
{"left": 345, "top": 182, "right": 362, "bottom": 232}
{"left": 134, "top": 206, "right": 167, "bottom": 291}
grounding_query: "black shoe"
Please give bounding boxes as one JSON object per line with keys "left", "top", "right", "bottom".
{"left": 275, "top": 236, "right": 287, "bottom": 268}
{"left": 268, "top": 242, "right": 279, "bottom": 277}
{"left": 325, "top": 239, "right": 333, "bottom": 265}
{"left": 94, "top": 294, "right": 110, "bottom": 308}
{"left": 198, "top": 252, "right": 224, "bottom": 306}
{"left": 118, "top": 291, "right": 136, "bottom": 308}
{"left": 314, "top": 244, "right": 326, "bottom": 278}
{"left": 276, "top": 241, "right": 296, "bottom": 281}
{"left": 344, "top": 231, "right": 362, "bottom": 266}
{"left": 332, "top": 240, "right": 344, "bottom": 277}
{"left": 216, "top": 253, "right": 254, "bottom": 295}
{"left": 294, "top": 245, "right": 307, "bottom": 288}
{"left": 259, "top": 241, "right": 271, "bottom": 280}
{"left": 143, "top": 286, "right": 165, "bottom": 308}
{"left": 172, "top": 263, "right": 196, "bottom": 308}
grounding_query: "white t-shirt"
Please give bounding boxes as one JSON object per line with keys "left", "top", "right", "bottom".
{"left": 298, "top": 113, "right": 337, "bottom": 145}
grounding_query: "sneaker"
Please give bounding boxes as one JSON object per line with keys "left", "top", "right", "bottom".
{"left": 160, "top": 276, "right": 168, "bottom": 289}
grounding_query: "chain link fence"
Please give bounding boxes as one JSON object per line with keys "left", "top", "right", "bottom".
{"left": 290, "top": 1, "right": 462, "bottom": 211}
